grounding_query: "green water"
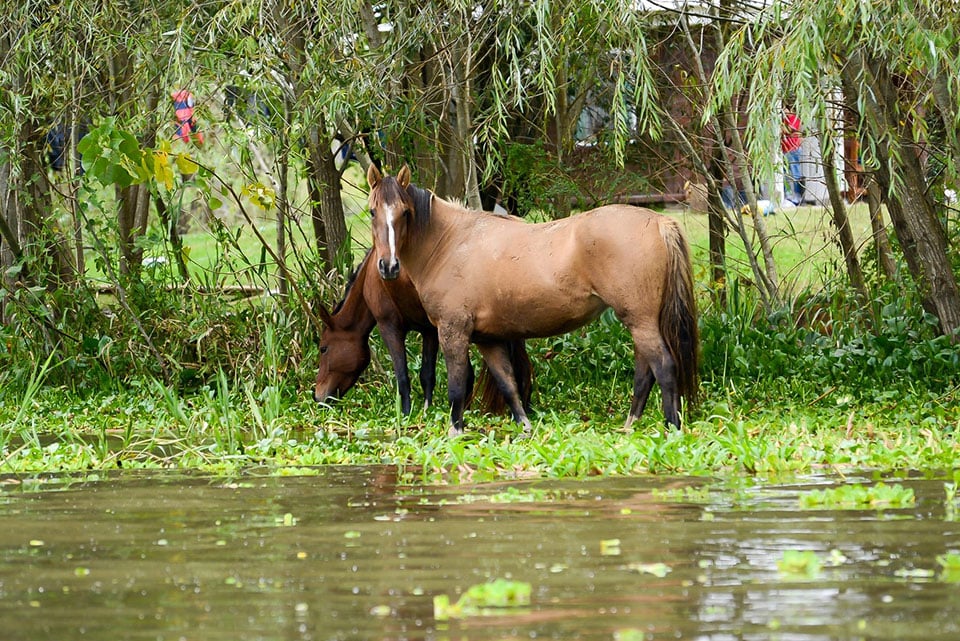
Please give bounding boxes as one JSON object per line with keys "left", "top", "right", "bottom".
{"left": 1, "top": 468, "right": 959, "bottom": 640}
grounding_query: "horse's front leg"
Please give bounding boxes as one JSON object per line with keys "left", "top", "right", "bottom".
{"left": 379, "top": 325, "right": 412, "bottom": 416}
{"left": 419, "top": 326, "right": 439, "bottom": 410}
{"left": 438, "top": 326, "right": 472, "bottom": 435}
{"left": 476, "top": 342, "right": 533, "bottom": 435}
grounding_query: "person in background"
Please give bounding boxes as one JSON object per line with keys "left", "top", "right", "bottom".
{"left": 171, "top": 89, "right": 204, "bottom": 146}
{"left": 781, "top": 106, "right": 803, "bottom": 205}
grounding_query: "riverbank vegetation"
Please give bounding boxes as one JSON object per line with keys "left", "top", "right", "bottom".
{"left": 1, "top": 2, "right": 958, "bottom": 479}
{"left": 2, "top": 201, "right": 956, "bottom": 479}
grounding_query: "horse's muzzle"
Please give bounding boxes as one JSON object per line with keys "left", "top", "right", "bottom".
{"left": 313, "top": 388, "right": 339, "bottom": 404}
{"left": 378, "top": 257, "right": 400, "bottom": 280}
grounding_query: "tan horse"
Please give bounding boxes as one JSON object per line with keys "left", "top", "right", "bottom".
{"left": 367, "top": 164, "right": 699, "bottom": 435}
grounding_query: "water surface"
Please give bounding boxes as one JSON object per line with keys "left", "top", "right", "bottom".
{"left": 1, "top": 468, "right": 958, "bottom": 640}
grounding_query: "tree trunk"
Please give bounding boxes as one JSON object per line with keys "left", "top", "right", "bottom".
{"left": 273, "top": 3, "right": 350, "bottom": 275}
{"left": 852, "top": 50, "right": 960, "bottom": 339}
{"left": 707, "top": 156, "right": 728, "bottom": 306}
{"left": 821, "top": 137, "right": 868, "bottom": 301}
{"left": 451, "top": 29, "right": 481, "bottom": 210}
{"left": 306, "top": 114, "right": 350, "bottom": 272}
{"left": 113, "top": 53, "right": 159, "bottom": 278}
{"left": 681, "top": 12, "right": 778, "bottom": 310}
{"left": 865, "top": 178, "right": 898, "bottom": 282}
{"left": 154, "top": 194, "right": 190, "bottom": 283}
{"left": 276, "top": 133, "right": 290, "bottom": 296}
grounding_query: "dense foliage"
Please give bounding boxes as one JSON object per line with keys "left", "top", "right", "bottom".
{"left": 1, "top": 1, "right": 958, "bottom": 477}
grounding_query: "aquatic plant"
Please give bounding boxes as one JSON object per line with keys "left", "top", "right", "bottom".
{"left": 777, "top": 550, "right": 822, "bottom": 578}
{"left": 936, "top": 552, "right": 960, "bottom": 583}
{"left": 433, "top": 578, "right": 532, "bottom": 620}
{"left": 799, "top": 482, "right": 916, "bottom": 510}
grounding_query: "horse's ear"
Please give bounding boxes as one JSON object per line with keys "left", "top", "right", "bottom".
{"left": 367, "top": 164, "right": 382, "bottom": 189}
{"left": 397, "top": 164, "right": 411, "bottom": 189}
{"left": 318, "top": 305, "right": 334, "bottom": 328}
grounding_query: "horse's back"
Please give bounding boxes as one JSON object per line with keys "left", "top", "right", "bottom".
{"left": 429, "top": 203, "right": 676, "bottom": 338}
{"left": 568, "top": 206, "right": 675, "bottom": 321}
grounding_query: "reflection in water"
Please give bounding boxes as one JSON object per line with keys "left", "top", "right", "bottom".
{"left": 0, "top": 469, "right": 958, "bottom": 640}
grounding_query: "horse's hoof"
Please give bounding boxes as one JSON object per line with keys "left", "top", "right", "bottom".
{"left": 448, "top": 426, "right": 464, "bottom": 437}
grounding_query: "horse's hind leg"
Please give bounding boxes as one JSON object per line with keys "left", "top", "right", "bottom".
{"left": 629, "top": 328, "right": 681, "bottom": 430}
{"left": 476, "top": 342, "right": 533, "bottom": 435}
{"left": 624, "top": 361, "right": 655, "bottom": 432}
{"left": 419, "top": 327, "right": 439, "bottom": 410}
{"left": 652, "top": 349, "right": 681, "bottom": 429}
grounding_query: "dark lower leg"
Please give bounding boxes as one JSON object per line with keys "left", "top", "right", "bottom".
{"left": 624, "top": 365, "right": 655, "bottom": 430}
{"left": 444, "top": 350, "right": 472, "bottom": 434}
{"left": 477, "top": 343, "right": 531, "bottom": 432}
{"left": 419, "top": 330, "right": 439, "bottom": 409}
{"left": 652, "top": 354, "right": 680, "bottom": 429}
{"left": 382, "top": 331, "right": 412, "bottom": 415}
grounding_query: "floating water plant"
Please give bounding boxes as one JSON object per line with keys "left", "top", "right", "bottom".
{"left": 274, "top": 512, "right": 297, "bottom": 527}
{"left": 626, "top": 562, "right": 672, "bottom": 578}
{"left": 433, "top": 578, "right": 532, "bottom": 621}
{"left": 798, "top": 482, "right": 915, "bottom": 510}
{"left": 945, "top": 483, "right": 958, "bottom": 522}
{"left": 600, "top": 538, "right": 622, "bottom": 556}
{"left": 488, "top": 486, "right": 551, "bottom": 503}
{"left": 936, "top": 552, "right": 960, "bottom": 583}
{"left": 777, "top": 550, "right": 822, "bottom": 578}
{"left": 651, "top": 485, "right": 710, "bottom": 503}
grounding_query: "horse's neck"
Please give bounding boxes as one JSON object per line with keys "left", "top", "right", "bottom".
{"left": 408, "top": 200, "right": 475, "bottom": 271}
{"left": 401, "top": 202, "right": 474, "bottom": 278}
{"left": 335, "top": 259, "right": 377, "bottom": 335}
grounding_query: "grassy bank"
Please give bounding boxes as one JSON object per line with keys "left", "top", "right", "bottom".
{"left": 1, "top": 370, "right": 957, "bottom": 481}
{"left": 2, "top": 289, "right": 957, "bottom": 480}
{"left": 2, "top": 192, "right": 957, "bottom": 480}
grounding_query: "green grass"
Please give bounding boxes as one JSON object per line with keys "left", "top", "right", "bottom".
{"left": 674, "top": 201, "right": 878, "bottom": 292}
{"left": 0, "top": 357, "right": 956, "bottom": 479}
{"left": 3, "top": 172, "right": 956, "bottom": 480}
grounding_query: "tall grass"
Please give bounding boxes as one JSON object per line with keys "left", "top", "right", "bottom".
{"left": 1, "top": 188, "right": 957, "bottom": 476}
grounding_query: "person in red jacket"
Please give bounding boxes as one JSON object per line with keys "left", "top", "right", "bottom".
{"left": 781, "top": 106, "right": 803, "bottom": 205}
{"left": 171, "top": 89, "right": 204, "bottom": 146}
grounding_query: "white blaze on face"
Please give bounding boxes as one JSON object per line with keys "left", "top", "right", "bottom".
{"left": 384, "top": 203, "right": 401, "bottom": 266}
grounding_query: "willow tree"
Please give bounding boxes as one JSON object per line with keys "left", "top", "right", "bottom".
{"left": 712, "top": 0, "right": 960, "bottom": 340}
{"left": 0, "top": 3, "right": 79, "bottom": 298}
{"left": 204, "top": 1, "right": 360, "bottom": 276}
{"left": 352, "top": 0, "right": 662, "bottom": 211}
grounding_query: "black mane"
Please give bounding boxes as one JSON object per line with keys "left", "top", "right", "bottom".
{"left": 405, "top": 183, "right": 433, "bottom": 233}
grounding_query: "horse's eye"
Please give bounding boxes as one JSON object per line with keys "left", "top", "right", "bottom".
{"left": 369, "top": 208, "right": 376, "bottom": 219}
{"left": 320, "top": 346, "right": 328, "bottom": 354}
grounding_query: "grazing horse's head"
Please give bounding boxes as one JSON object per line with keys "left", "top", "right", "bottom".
{"left": 313, "top": 305, "right": 371, "bottom": 404}
{"left": 368, "top": 164, "right": 415, "bottom": 281}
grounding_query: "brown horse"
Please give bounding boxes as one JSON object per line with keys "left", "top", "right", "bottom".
{"left": 313, "top": 247, "right": 532, "bottom": 416}
{"left": 367, "top": 164, "right": 698, "bottom": 435}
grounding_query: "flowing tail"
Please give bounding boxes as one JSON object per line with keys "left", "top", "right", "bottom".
{"left": 475, "top": 339, "right": 533, "bottom": 416}
{"left": 659, "top": 219, "right": 700, "bottom": 409}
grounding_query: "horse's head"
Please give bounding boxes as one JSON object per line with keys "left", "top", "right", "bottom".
{"left": 367, "top": 164, "right": 415, "bottom": 281}
{"left": 313, "top": 306, "right": 371, "bottom": 404}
